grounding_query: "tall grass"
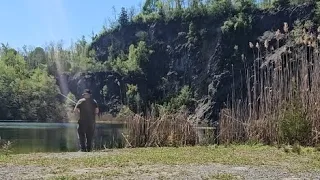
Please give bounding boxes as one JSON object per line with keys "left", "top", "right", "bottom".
{"left": 219, "top": 21, "right": 320, "bottom": 146}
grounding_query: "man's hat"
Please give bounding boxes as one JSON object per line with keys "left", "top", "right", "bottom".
{"left": 82, "top": 89, "right": 92, "bottom": 96}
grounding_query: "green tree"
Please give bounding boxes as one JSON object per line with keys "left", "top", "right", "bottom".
{"left": 166, "top": 86, "right": 193, "bottom": 111}
{"left": 187, "top": 22, "right": 198, "bottom": 43}
{"left": 143, "top": 0, "right": 160, "bottom": 14}
{"left": 118, "top": 7, "right": 129, "bottom": 26}
{"left": 28, "top": 47, "right": 47, "bottom": 69}
{"left": 0, "top": 48, "right": 66, "bottom": 122}
{"left": 109, "top": 41, "right": 153, "bottom": 75}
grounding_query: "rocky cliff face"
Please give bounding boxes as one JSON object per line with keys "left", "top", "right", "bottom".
{"left": 62, "top": 3, "right": 315, "bottom": 124}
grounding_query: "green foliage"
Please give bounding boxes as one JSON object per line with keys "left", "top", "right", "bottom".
{"left": 108, "top": 41, "right": 153, "bottom": 75}
{"left": 66, "top": 92, "right": 76, "bottom": 107}
{"left": 291, "top": 20, "right": 316, "bottom": 44}
{"left": 143, "top": 0, "right": 160, "bottom": 14}
{"left": 315, "top": 1, "right": 320, "bottom": 24}
{"left": 191, "top": 0, "right": 200, "bottom": 10}
{"left": 292, "top": 142, "right": 302, "bottom": 155}
{"left": 221, "top": 0, "right": 255, "bottom": 34}
{"left": 126, "top": 84, "right": 141, "bottom": 112}
{"left": 101, "top": 85, "right": 108, "bottom": 97}
{"left": 133, "top": 12, "right": 162, "bottom": 23}
{"left": 68, "top": 37, "right": 105, "bottom": 73}
{"left": 0, "top": 140, "right": 12, "bottom": 156}
{"left": 221, "top": 12, "right": 253, "bottom": 34}
{"left": 126, "top": 84, "right": 138, "bottom": 97}
{"left": 187, "top": 22, "right": 198, "bottom": 43}
{"left": 271, "top": 0, "right": 312, "bottom": 8}
{"left": 0, "top": 49, "right": 66, "bottom": 122}
{"left": 233, "top": 0, "right": 257, "bottom": 12}
{"left": 166, "top": 86, "right": 193, "bottom": 111}
{"left": 279, "top": 98, "right": 312, "bottom": 146}
{"left": 135, "top": 31, "right": 148, "bottom": 41}
{"left": 272, "top": 0, "right": 290, "bottom": 8}
{"left": 27, "top": 47, "right": 47, "bottom": 69}
{"left": 16, "top": 37, "right": 105, "bottom": 75}
{"left": 207, "top": 0, "right": 234, "bottom": 21}
{"left": 259, "top": 0, "right": 274, "bottom": 9}
{"left": 118, "top": 105, "right": 134, "bottom": 118}
{"left": 95, "top": 0, "right": 275, "bottom": 40}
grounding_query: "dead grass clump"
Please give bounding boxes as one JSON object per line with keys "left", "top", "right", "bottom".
{"left": 124, "top": 107, "right": 198, "bottom": 147}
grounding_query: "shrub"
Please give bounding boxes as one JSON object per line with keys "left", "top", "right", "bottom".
{"left": 279, "top": 99, "right": 312, "bottom": 146}
{"left": 166, "top": 86, "right": 194, "bottom": 112}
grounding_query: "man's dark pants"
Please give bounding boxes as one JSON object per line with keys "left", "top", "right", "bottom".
{"left": 77, "top": 122, "right": 95, "bottom": 152}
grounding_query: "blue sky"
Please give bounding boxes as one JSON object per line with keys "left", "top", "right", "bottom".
{"left": 0, "top": 0, "right": 142, "bottom": 49}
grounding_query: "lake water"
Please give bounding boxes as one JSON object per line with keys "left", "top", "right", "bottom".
{"left": 0, "top": 122, "right": 125, "bottom": 154}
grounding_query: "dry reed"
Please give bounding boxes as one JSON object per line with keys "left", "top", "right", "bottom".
{"left": 124, "top": 107, "right": 198, "bottom": 147}
{"left": 219, "top": 21, "right": 320, "bottom": 146}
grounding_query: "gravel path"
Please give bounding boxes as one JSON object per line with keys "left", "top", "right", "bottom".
{"left": 1, "top": 163, "right": 320, "bottom": 180}
{"left": 0, "top": 165, "right": 48, "bottom": 180}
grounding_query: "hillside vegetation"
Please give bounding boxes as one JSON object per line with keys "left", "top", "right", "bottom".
{"left": 1, "top": 0, "right": 320, "bottom": 146}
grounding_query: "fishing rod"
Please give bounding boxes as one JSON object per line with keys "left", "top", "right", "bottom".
{"left": 59, "top": 93, "right": 77, "bottom": 105}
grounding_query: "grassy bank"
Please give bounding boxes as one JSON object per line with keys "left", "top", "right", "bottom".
{"left": 0, "top": 145, "right": 320, "bottom": 179}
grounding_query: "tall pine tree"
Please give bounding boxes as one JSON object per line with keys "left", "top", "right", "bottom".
{"left": 118, "top": 7, "right": 129, "bottom": 26}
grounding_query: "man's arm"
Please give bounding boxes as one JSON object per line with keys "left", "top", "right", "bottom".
{"left": 73, "top": 99, "right": 82, "bottom": 113}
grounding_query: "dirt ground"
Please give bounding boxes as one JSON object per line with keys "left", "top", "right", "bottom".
{"left": 1, "top": 162, "right": 320, "bottom": 180}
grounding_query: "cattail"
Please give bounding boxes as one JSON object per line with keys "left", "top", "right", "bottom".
{"left": 310, "top": 33, "right": 316, "bottom": 42}
{"left": 303, "top": 28, "right": 307, "bottom": 34}
{"left": 249, "top": 42, "right": 254, "bottom": 48}
{"left": 264, "top": 40, "right": 269, "bottom": 49}
{"left": 283, "top": 22, "right": 289, "bottom": 33}
{"left": 300, "top": 37, "right": 304, "bottom": 44}
{"left": 303, "top": 35, "right": 309, "bottom": 45}
{"left": 256, "top": 42, "right": 260, "bottom": 49}
{"left": 304, "top": 39, "right": 308, "bottom": 45}
{"left": 275, "top": 29, "right": 281, "bottom": 40}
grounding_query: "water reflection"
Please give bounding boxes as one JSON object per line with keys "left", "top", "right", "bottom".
{"left": 0, "top": 122, "right": 124, "bottom": 153}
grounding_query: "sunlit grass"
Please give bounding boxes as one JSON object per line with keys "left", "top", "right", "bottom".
{"left": 1, "top": 145, "right": 320, "bottom": 174}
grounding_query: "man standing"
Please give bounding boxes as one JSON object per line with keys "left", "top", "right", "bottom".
{"left": 73, "top": 89, "right": 99, "bottom": 152}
